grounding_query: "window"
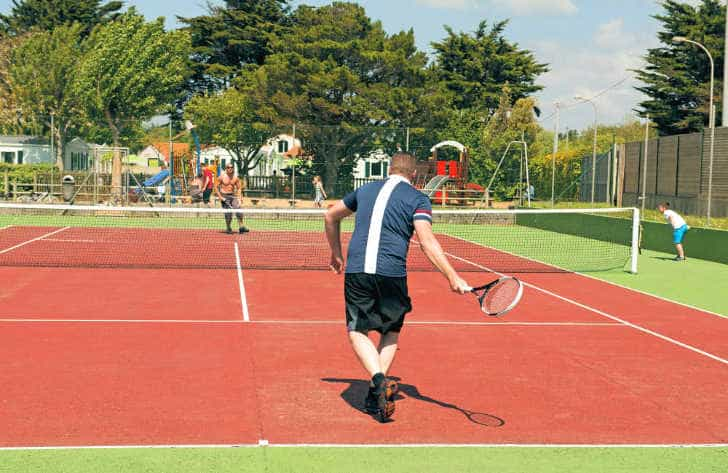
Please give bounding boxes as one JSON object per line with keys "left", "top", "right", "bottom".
{"left": 277, "top": 140, "right": 289, "bottom": 153}
{"left": 365, "top": 162, "right": 371, "bottom": 178}
{"left": 17, "top": 151, "right": 23, "bottom": 164}
{"left": 70, "top": 152, "right": 89, "bottom": 170}
{"left": 370, "top": 162, "right": 383, "bottom": 177}
{"left": 2, "top": 152, "right": 13, "bottom": 164}
{"left": 383, "top": 162, "right": 389, "bottom": 177}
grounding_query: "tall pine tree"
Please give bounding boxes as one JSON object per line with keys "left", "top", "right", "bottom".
{"left": 635, "top": 0, "right": 725, "bottom": 135}
{"left": 431, "top": 20, "right": 548, "bottom": 113}
{"left": 0, "top": 0, "right": 122, "bottom": 36}
{"left": 179, "top": 0, "right": 291, "bottom": 93}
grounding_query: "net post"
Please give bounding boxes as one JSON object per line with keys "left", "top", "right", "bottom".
{"left": 630, "top": 207, "right": 640, "bottom": 274}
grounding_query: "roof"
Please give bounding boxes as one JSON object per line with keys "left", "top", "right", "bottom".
{"left": 0, "top": 135, "right": 48, "bottom": 145}
{"left": 150, "top": 142, "right": 191, "bottom": 161}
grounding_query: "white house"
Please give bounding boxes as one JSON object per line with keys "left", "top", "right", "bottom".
{"left": 256, "top": 134, "right": 302, "bottom": 176}
{"left": 64, "top": 138, "right": 128, "bottom": 172}
{"left": 0, "top": 135, "right": 52, "bottom": 165}
{"left": 353, "top": 149, "right": 390, "bottom": 179}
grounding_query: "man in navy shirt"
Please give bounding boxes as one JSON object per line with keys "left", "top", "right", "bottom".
{"left": 325, "top": 152, "right": 469, "bottom": 422}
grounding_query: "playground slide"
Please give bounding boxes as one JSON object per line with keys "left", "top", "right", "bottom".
{"left": 142, "top": 169, "right": 169, "bottom": 187}
{"left": 421, "top": 175, "right": 450, "bottom": 198}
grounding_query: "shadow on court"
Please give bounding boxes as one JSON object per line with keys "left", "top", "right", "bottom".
{"left": 321, "top": 377, "right": 505, "bottom": 427}
{"left": 649, "top": 255, "right": 680, "bottom": 262}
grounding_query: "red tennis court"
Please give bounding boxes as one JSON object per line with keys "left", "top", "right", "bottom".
{"left": 0, "top": 219, "right": 727, "bottom": 448}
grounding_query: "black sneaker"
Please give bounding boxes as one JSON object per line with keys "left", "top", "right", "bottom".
{"left": 239, "top": 226, "right": 250, "bottom": 234}
{"left": 225, "top": 228, "right": 233, "bottom": 235}
{"left": 372, "top": 378, "right": 397, "bottom": 422}
{"left": 674, "top": 256, "right": 685, "bottom": 262}
{"left": 364, "top": 390, "right": 378, "bottom": 414}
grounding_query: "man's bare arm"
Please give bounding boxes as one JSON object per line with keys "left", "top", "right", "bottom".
{"left": 325, "top": 200, "right": 354, "bottom": 273}
{"left": 414, "top": 220, "right": 469, "bottom": 294}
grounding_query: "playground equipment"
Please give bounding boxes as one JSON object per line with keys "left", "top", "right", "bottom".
{"left": 416, "top": 141, "right": 481, "bottom": 205}
{"left": 483, "top": 140, "right": 532, "bottom": 207}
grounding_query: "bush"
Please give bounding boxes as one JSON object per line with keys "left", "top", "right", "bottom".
{"left": 0, "top": 163, "right": 57, "bottom": 195}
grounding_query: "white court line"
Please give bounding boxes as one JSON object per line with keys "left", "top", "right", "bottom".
{"left": 252, "top": 320, "right": 624, "bottom": 327}
{"left": 1, "top": 443, "right": 726, "bottom": 451}
{"left": 42, "top": 238, "right": 97, "bottom": 243}
{"left": 0, "top": 318, "right": 623, "bottom": 327}
{"left": 0, "top": 319, "right": 246, "bottom": 324}
{"left": 444, "top": 252, "right": 728, "bottom": 366}
{"left": 0, "top": 226, "right": 69, "bottom": 254}
{"left": 234, "top": 242, "right": 250, "bottom": 322}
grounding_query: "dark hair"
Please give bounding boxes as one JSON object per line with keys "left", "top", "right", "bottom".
{"left": 658, "top": 202, "right": 670, "bottom": 208}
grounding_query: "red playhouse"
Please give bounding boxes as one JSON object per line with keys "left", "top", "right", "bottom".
{"left": 415, "top": 141, "right": 483, "bottom": 205}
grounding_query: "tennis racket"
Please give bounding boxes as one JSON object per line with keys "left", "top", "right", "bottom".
{"left": 467, "top": 277, "right": 523, "bottom": 317}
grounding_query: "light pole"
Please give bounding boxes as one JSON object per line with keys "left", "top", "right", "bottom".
{"left": 575, "top": 95, "right": 598, "bottom": 203}
{"left": 723, "top": 9, "right": 728, "bottom": 127}
{"left": 673, "top": 36, "right": 715, "bottom": 225}
{"left": 551, "top": 102, "right": 560, "bottom": 207}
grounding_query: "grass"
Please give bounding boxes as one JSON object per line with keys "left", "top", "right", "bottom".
{"left": 1, "top": 447, "right": 727, "bottom": 473}
{"left": 592, "top": 248, "right": 728, "bottom": 316}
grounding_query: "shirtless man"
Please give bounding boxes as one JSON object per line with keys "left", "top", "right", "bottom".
{"left": 215, "top": 163, "right": 249, "bottom": 234}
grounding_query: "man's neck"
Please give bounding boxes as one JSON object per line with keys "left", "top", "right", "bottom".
{"left": 389, "top": 173, "right": 411, "bottom": 184}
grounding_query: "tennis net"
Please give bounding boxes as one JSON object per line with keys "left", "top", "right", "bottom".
{"left": 0, "top": 203, "right": 639, "bottom": 273}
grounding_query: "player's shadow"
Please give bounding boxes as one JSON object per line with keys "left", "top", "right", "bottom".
{"left": 649, "top": 255, "right": 680, "bottom": 261}
{"left": 321, "top": 377, "right": 504, "bottom": 427}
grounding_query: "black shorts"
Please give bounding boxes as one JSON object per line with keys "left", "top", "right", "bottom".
{"left": 345, "top": 273, "right": 412, "bottom": 334}
{"left": 202, "top": 188, "right": 212, "bottom": 203}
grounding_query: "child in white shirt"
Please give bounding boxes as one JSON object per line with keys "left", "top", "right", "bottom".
{"left": 657, "top": 202, "right": 689, "bottom": 261}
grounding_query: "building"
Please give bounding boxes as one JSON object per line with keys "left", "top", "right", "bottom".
{"left": 63, "top": 138, "right": 128, "bottom": 172}
{"left": 0, "top": 135, "right": 52, "bottom": 165}
{"left": 353, "top": 149, "right": 390, "bottom": 179}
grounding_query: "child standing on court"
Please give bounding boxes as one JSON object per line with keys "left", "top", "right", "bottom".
{"left": 658, "top": 202, "right": 689, "bottom": 261}
{"left": 313, "top": 175, "right": 327, "bottom": 208}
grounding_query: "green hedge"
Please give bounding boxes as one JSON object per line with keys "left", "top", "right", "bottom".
{"left": 641, "top": 220, "right": 728, "bottom": 265}
{"left": 0, "top": 163, "right": 56, "bottom": 194}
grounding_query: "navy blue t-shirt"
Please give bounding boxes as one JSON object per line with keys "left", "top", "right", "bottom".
{"left": 343, "top": 175, "right": 432, "bottom": 277}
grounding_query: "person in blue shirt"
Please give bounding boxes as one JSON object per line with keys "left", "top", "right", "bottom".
{"left": 325, "top": 152, "right": 470, "bottom": 422}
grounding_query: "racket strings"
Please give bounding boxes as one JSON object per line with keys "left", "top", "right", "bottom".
{"left": 482, "top": 279, "right": 520, "bottom": 314}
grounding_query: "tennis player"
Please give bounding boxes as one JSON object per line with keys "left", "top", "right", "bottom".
{"left": 215, "top": 164, "right": 249, "bottom": 234}
{"left": 325, "top": 152, "right": 470, "bottom": 422}
{"left": 658, "top": 202, "right": 689, "bottom": 261}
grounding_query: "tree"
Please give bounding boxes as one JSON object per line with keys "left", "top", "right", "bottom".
{"left": 185, "top": 87, "right": 277, "bottom": 178}
{"left": 431, "top": 20, "right": 548, "bottom": 113}
{"left": 247, "top": 2, "right": 435, "bottom": 192}
{"left": 635, "top": 0, "right": 725, "bottom": 135}
{"left": 0, "top": 33, "right": 26, "bottom": 134}
{"left": 179, "top": 0, "right": 291, "bottom": 93}
{"left": 7, "top": 24, "right": 84, "bottom": 169}
{"left": 74, "top": 10, "right": 191, "bottom": 197}
{"left": 0, "top": 0, "right": 122, "bottom": 36}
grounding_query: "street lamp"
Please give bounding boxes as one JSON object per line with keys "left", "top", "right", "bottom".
{"left": 574, "top": 95, "right": 598, "bottom": 204}
{"left": 551, "top": 102, "right": 560, "bottom": 207}
{"left": 673, "top": 36, "right": 716, "bottom": 225}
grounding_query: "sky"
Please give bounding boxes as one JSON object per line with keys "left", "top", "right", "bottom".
{"left": 0, "top": 0, "right": 690, "bottom": 132}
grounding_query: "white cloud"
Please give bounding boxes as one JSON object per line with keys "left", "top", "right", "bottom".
{"left": 530, "top": 22, "right": 659, "bottom": 129}
{"left": 594, "top": 18, "right": 636, "bottom": 50}
{"left": 414, "top": 0, "right": 577, "bottom": 15}
{"left": 491, "top": 0, "right": 577, "bottom": 15}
